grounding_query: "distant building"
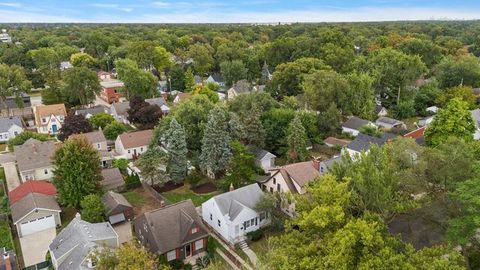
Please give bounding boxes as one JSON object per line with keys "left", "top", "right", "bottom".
{"left": 344, "top": 133, "right": 396, "bottom": 158}
{"left": 0, "top": 116, "right": 24, "bottom": 142}
{"left": 60, "top": 61, "right": 73, "bottom": 71}
{"left": 75, "top": 105, "right": 109, "bottom": 119}
{"left": 341, "top": 116, "right": 376, "bottom": 137}
{"left": 205, "top": 74, "right": 225, "bottom": 88}
{"left": 98, "top": 71, "right": 124, "bottom": 104}
{"left": 375, "top": 117, "right": 406, "bottom": 130}
{"left": 0, "top": 29, "right": 12, "bottom": 43}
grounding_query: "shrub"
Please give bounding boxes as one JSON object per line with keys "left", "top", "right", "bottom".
{"left": 206, "top": 236, "right": 217, "bottom": 255}
{"left": 185, "top": 170, "right": 202, "bottom": 188}
{"left": 184, "top": 263, "right": 193, "bottom": 270}
{"left": 113, "top": 159, "right": 129, "bottom": 174}
{"left": 247, "top": 229, "right": 263, "bottom": 242}
{"left": 125, "top": 173, "right": 141, "bottom": 190}
{"left": 169, "top": 259, "right": 184, "bottom": 270}
{"left": 196, "top": 256, "right": 210, "bottom": 269}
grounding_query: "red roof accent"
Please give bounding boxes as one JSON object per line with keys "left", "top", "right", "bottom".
{"left": 8, "top": 181, "right": 57, "bottom": 204}
{"left": 403, "top": 127, "right": 425, "bottom": 140}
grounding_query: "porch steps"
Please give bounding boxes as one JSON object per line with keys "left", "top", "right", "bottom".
{"left": 238, "top": 240, "right": 258, "bottom": 266}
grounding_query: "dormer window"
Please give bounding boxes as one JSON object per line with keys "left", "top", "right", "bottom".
{"left": 42, "top": 118, "right": 46, "bottom": 123}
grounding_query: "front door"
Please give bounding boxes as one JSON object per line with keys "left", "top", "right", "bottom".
{"left": 185, "top": 243, "right": 192, "bottom": 258}
{"left": 52, "top": 124, "right": 57, "bottom": 133}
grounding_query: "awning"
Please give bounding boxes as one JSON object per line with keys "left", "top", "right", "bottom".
{"left": 109, "top": 213, "right": 126, "bottom": 225}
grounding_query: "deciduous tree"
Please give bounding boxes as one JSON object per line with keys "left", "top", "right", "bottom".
{"left": 136, "top": 146, "right": 168, "bottom": 186}
{"left": 62, "top": 66, "right": 101, "bottom": 106}
{"left": 58, "top": 112, "right": 93, "bottom": 141}
{"left": 286, "top": 113, "right": 309, "bottom": 162}
{"left": 80, "top": 194, "right": 105, "bottom": 223}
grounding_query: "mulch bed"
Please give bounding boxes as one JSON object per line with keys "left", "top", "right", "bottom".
{"left": 192, "top": 182, "right": 217, "bottom": 194}
{"left": 152, "top": 181, "right": 184, "bottom": 193}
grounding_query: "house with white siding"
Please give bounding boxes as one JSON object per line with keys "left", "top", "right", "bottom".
{"left": 115, "top": 129, "right": 153, "bottom": 160}
{"left": 0, "top": 116, "right": 23, "bottom": 142}
{"left": 14, "top": 138, "right": 56, "bottom": 181}
{"left": 34, "top": 104, "right": 66, "bottom": 135}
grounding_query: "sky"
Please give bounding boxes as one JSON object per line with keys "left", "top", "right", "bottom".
{"left": 1, "top": 0, "right": 480, "bottom": 23}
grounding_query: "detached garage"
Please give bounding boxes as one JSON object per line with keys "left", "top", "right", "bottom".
{"left": 11, "top": 193, "right": 61, "bottom": 237}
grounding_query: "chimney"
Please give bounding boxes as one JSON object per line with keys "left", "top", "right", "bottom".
{"left": 229, "top": 183, "right": 234, "bottom": 191}
{"left": 75, "top": 212, "right": 81, "bottom": 220}
{"left": 312, "top": 158, "right": 320, "bottom": 171}
{"left": 3, "top": 251, "right": 11, "bottom": 270}
{"left": 160, "top": 200, "right": 165, "bottom": 208}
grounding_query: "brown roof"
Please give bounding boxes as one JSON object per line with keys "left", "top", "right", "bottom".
{"left": 14, "top": 138, "right": 56, "bottom": 172}
{"left": 118, "top": 129, "right": 153, "bottom": 149}
{"left": 100, "top": 168, "right": 124, "bottom": 190}
{"left": 71, "top": 131, "right": 106, "bottom": 144}
{"left": 35, "top": 104, "right": 66, "bottom": 124}
{"left": 324, "top": 137, "right": 350, "bottom": 147}
{"left": 269, "top": 161, "right": 321, "bottom": 193}
{"left": 134, "top": 200, "right": 208, "bottom": 254}
{"left": 102, "top": 191, "right": 132, "bottom": 216}
{"left": 11, "top": 193, "right": 61, "bottom": 224}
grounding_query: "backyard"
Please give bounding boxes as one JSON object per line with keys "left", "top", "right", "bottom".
{"left": 122, "top": 187, "right": 164, "bottom": 215}
{"left": 162, "top": 184, "right": 218, "bottom": 206}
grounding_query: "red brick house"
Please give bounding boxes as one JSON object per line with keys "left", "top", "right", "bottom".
{"left": 98, "top": 71, "right": 124, "bottom": 103}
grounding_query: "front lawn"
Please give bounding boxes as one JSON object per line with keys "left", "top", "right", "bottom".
{"left": 0, "top": 221, "right": 14, "bottom": 250}
{"left": 162, "top": 185, "right": 217, "bottom": 206}
{"left": 123, "top": 190, "right": 146, "bottom": 207}
{"left": 249, "top": 229, "right": 283, "bottom": 258}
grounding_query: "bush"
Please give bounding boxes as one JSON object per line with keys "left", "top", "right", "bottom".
{"left": 206, "top": 236, "right": 217, "bottom": 255}
{"left": 125, "top": 173, "right": 141, "bottom": 190}
{"left": 184, "top": 263, "right": 193, "bottom": 270}
{"left": 185, "top": 170, "right": 202, "bottom": 188}
{"left": 196, "top": 256, "right": 210, "bottom": 269}
{"left": 113, "top": 159, "right": 129, "bottom": 174}
{"left": 247, "top": 229, "right": 263, "bottom": 242}
{"left": 169, "top": 259, "right": 184, "bottom": 270}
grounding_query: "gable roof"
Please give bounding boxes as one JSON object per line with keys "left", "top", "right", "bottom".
{"left": 375, "top": 104, "right": 387, "bottom": 114}
{"left": 102, "top": 191, "right": 132, "bottom": 216}
{"left": 14, "top": 138, "right": 56, "bottom": 172}
{"left": 145, "top": 97, "right": 168, "bottom": 108}
{"left": 252, "top": 148, "right": 276, "bottom": 161}
{"left": 49, "top": 215, "right": 118, "bottom": 270}
{"left": 111, "top": 101, "right": 130, "bottom": 117}
{"left": 100, "top": 168, "right": 124, "bottom": 190}
{"left": 71, "top": 130, "right": 106, "bottom": 144}
{"left": 320, "top": 156, "right": 343, "bottom": 172}
{"left": 209, "top": 73, "right": 224, "bottom": 83}
{"left": 376, "top": 116, "right": 404, "bottom": 126}
{"left": 403, "top": 127, "right": 426, "bottom": 145}
{"left": 347, "top": 133, "right": 396, "bottom": 152}
{"left": 9, "top": 180, "right": 56, "bottom": 204}
{"left": 118, "top": 129, "right": 153, "bottom": 149}
{"left": 212, "top": 183, "right": 263, "bottom": 221}
{"left": 136, "top": 200, "right": 208, "bottom": 254}
{"left": 35, "top": 104, "right": 66, "bottom": 124}
{"left": 11, "top": 193, "right": 60, "bottom": 223}
{"left": 229, "top": 80, "right": 252, "bottom": 94}
{"left": 269, "top": 161, "right": 320, "bottom": 193}
{"left": 75, "top": 106, "right": 107, "bottom": 117}
{"left": 0, "top": 116, "right": 22, "bottom": 132}
{"left": 342, "top": 116, "right": 371, "bottom": 130}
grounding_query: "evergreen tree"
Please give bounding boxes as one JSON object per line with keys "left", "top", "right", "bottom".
{"left": 222, "top": 141, "right": 257, "bottom": 191}
{"left": 200, "top": 106, "right": 232, "bottom": 179}
{"left": 165, "top": 118, "right": 188, "bottom": 183}
{"left": 260, "top": 62, "right": 271, "bottom": 85}
{"left": 286, "top": 113, "right": 310, "bottom": 162}
{"left": 228, "top": 113, "right": 246, "bottom": 142}
{"left": 184, "top": 67, "right": 195, "bottom": 92}
{"left": 53, "top": 136, "right": 102, "bottom": 207}
{"left": 136, "top": 146, "right": 168, "bottom": 186}
{"left": 242, "top": 106, "right": 266, "bottom": 148}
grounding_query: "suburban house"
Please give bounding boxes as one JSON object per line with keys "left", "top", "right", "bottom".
{"left": 134, "top": 200, "right": 209, "bottom": 263}
{"left": 101, "top": 168, "right": 125, "bottom": 190}
{"left": 252, "top": 149, "right": 276, "bottom": 172}
{"left": 110, "top": 98, "right": 169, "bottom": 124}
{"left": 99, "top": 72, "right": 124, "bottom": 104}
{"left": 115, "top": 129, "right": 153, "bottom": 160}
{"left": 173, "top": 92, "right": 192, "bottom": 106}
{"left": 324, "top": 137, "right": 350, "bottom": 148}
{"left": 404, "top": 127, "right": 426, "bottom": 145}
{"left": 344, "top": 133, "right": 397, "bottom": 158}
{"left": 320, "top": 156, "right": 343, "bottom": 175}
{"left": 202, "top": 184, "right": 270, "bottom": 244}
{"left": 426, "top": 106, "right": 438, "bottom": 114}
{"left": 205, "top": 74, "right": 225, "bottom": 88}
{"left": 9, "top": 181, "right": 61, "bottom": 237}
{"left": 341, "top": 116, "right": 375, "bottom": 137}
{"left": 75, "top": 105, "right": 109, "bottom": 119}
{"left": 0, "top": 94, "right": 32, "bottom": 118}
{"left": 0, "top": 29, "right": 12, "bottom": 43}
{"left": 34, "top": 104, "right": 67, "bottom": 134}
{"left": 49, "top": 213, "right": 119, "bottom": 270}
{"left": 14, "top": 138, "right": 56, "bottom": 181}
{"left": 258, "top": 161, "right": 321, "bottom": 216}
{"left": 471, "top": 109, "right": 480, "bottom": 140}
{"left": 375, "top": 117, "right": 407, "bottom": 130}
{"left": 375, "top": 104, "right": 388, "bottom": 117}
{"left": 419, "top": 115, "right": 435, "bottom": 127}
{"left": 0, "top": 116, "right": 23, "bottom": 142}
{"left": 194, "top": 75, "right": 203, "bottom": 86}
{"left": 146, "top": 97, "right": 170, "bottom": 114}
{"left": 60, "top": 61, "right": 73, "bottom": 71}
{"left": 72, "top": 131, "right": 112, "bottom": 168}
{"left": 102, "top": 191, "right": 133, "bottom": 224}
{"left": 227, "top": 80, "right": 255, "bottom": 100}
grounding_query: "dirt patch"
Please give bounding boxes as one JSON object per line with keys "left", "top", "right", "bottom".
{"left": 152, "top": 181, "right": 184, "bottom": 193}
{"left": 128, "top": 187, "right": 164, "bottom": 216}
{"left": 192, "top": 182, "right": 217, "bottom": 194}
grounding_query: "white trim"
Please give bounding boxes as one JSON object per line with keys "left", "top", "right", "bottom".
{"left": 13, "top": 207, "right": 61, "bottom": 225}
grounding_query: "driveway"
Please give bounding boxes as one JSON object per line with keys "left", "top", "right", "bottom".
{"left": 113, "top": 222, "right": 133, "bottom": 244}
{"left": 19, "top": 228, "right": 57, "bottom": 267}
{"left": 0, "top": 152, "right": 15, "bottom": 164}
{"left": 30, "top": 95, "right": 42, "bottom": 107}
{"left": 3, "top": 161, "right": 20, "bottom": 191}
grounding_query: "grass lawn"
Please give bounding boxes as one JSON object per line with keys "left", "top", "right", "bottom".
{"left": 249, "top": 229, "right": 283, "bottom": 258}
{"left": 0, "top": 221, "right": 14, "bottom": 250}
{"left": 162, "top": 185, "right": 217, "bottom": 206}
{"left": 0, "top": 143, "right": 7, "bottom": 152}
{"left": 123, "top": 190, "right": 146, "bottom": 207}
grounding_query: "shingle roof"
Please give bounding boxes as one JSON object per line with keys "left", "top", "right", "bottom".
{"left": 8, "top": 180, "right": 56, "bottom": 204}
{"left": 252, "top": 148, "right": 276, "bottom": 161}
{"left": 347, "top": 133, "right": 397, "bottom": 152}
{"left": 71, "top": 131, "right": 106, "bottom": 144}
{"left": 0, "top": 116, "right": 22, "bottom": 133}
{"left": 35, "top": 104, "right": 66, "bottom": 124}
{"left": 212, "top": 184, "right": 263, "bottom": 221}
{"left": 75, "top": 106, "right": 107, "bottom": 117}
{"left": 102, "top": 191, "right": 132, "bottom": 216}
{"left": 230, "top": 80, "right": 252, "bottom": 94}
{"left": 272, "top": 161, "right": 321, "bottom": 193}
{"left": 111, "top": 101, "right": 130, "bottom": 117}
{"left": 210, "top": 73, "right": 224, "bottom": 83}
{"left": 118, "top": 129, "right": 153, "bottom": 149}
{"left": 321, "top": 156, "right": 343, "bottom": 172}
{"left": 376, "top": 116, "right": 403, "bottom": 125}
{"left": 49, "top": 216, "right": 118, "bottom": 270}
{"left": 145, "top": 97, "right": 167, "bottom": 108}
{"left": 100, "top": 168, "right": 124, "bottom": 190}
{"left": 136, "top": 200, "right": 208, "bottom": 254}
{"left": 342, "top": 116, "right": 371, "bottom": 130}
{"left": 11, "top": 193, "right": 60, "bottom": 223}
{"left": 14, "top": 138, "right": 56, "bottom": 172}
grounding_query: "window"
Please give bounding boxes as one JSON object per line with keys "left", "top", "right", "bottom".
{"left": 166, "top": 250, "right": 176, "bottom": 261}
{"left": 244, "top": 220, "right": 250, "bottom": 229}
{"left": 217, "top": 220, "right": 221, "bottom": 227}
{"left": 260, "top": 212, "right": 266, "bottom": 222}
{"left": 195, "top": 239, "right": 204, "bottom": 251}
{"left": 191, "top": 227, "right": 198, "bottom": 234}
{"left": 277, "top": 184, "right": 281, "bottom": 192}
{"left": 250, "top": 218, "right": 255, "bottom": 226}
{"left": 128, "top": 150, "right": 131, "bottom": 154}
{"left": 0, "top": 135, "right": 3, "bottom": 139}
{"left": 269, "top": 187, "right": 273, "bottom": 193}
{"left": 140, "top": 147, "right": 144, "bottom": 152}
{"left": 44, "top": 169, "right": 48, "bottom": 174}
{"left": 273, "top": 178, "right": 276, "bottom": 185}
{"left": 4, "top": 134, "right": 7, "bottom": 139}
{"left": 97, "top": 143, "right": 101, "bottom": 149}
{"left": 14, "top": 131, "right": 17, "bottom": 135}
{"left": 42, "top": 118, "right": 46, "bottom": 123}
{"left": 210, "top": 213, "right": 212, "bottom": 220}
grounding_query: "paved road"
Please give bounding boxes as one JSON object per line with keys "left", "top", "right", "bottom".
{"left": 20, "top": 228, "right": 57, "bottom": 267}
{"left": 3, "top": 161, "right": 20, "bottom": 191}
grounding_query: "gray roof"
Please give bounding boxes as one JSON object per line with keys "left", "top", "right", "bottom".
{"left": 375, "top": 104, "right": 386, "bottom": 114}
{"left": 14, "top": 138, "right": 56, "bottom": 172}
{"left": 0, "top": 116, "right": 22, "bottom": 132}
{"left": 347, "top": 133, "right": 397, "bottom": 152}
{"left": 11, "top": 193, "right": 60, "bottom": 223}
{"left": 145, "top": 97, "right": 168, "bottom": 110}
{"left": 210, "top": 73, "right": 224, "bottom": 83}
{"left": 471, "top": 109, "right": 480, "bottom": 127}
{"left": 194, "top": 75, "right": 202, "bottom": 84}
{"left": 320, "top": 156, "right": 343, "bottom": 172}
{"left": 73, "top": 131, "right": 106, "bottom": 144}
{"left": 230, "top": 80, "right": 252, "bottom": 94}
{"left": 134, "top": 199, "right": 208, "bottom": 254}
{"left": 111, "top": 101, "right": 130, "bottom": 117}
{"left": 0, "top": 94, "right": 31, "bottom": 110}
{"left": 49, "top": 215, "right": 118, "bottom": 270}
{"left": 376, "top": 116, "right": 403, "bottom": 126}
{"left": 101, "top": 168, "right": 124, "bottom": 190}
{"left": 102, "top": 191, "right": 132, "bottom": 216}
{"left": 342, "top": 116, "right": 371, "bottom": 130}
{"left": 212, "top": 183, "right": 263, "bottom": 221}
{"left": 75, "top": 106, "right": 108, "bottom": 117}
{"left": 253, "top": 149, "right": 276, "bottom": 161}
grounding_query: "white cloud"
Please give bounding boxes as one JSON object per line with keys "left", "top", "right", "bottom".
{"left": 90, "top": 3, "right": 133, "bottom": 12}
{"left": 0, "top": 2, "right": 22, "bottom": 8}
{"left": 152, "top": 1, "right": 170, "bottom": 8}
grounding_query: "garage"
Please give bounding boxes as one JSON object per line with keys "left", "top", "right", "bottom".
{"left": 20, "top": 215, "right": 56, "bottom": 236}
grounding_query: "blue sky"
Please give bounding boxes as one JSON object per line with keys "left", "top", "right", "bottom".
{"left": 1, "top": 0, "right": 480, "bottom": 23}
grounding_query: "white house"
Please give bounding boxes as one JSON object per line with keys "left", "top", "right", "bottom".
{"left": 375, "top": 116, "right": 406, "bottom": 130}
{"left": 341, "top": 116, "right": 376, "bottom": 137}
{"left": 471, "top": 109, "right": 480, "bottom": 140}
{"left": 34, "top": 104, "right": 66, "bottom": 134}
{"left": 115, "top": 129, "right": 153, "bottom": 160}
{"left": 14, "top": 138, "right": 56, "bottom": 181}
{"left": 343, "top": 133, "right": 396, "bottom": 159}
{"left": 201, "top": 184, "right": 269, "bottom": 244}
{"left": 205, "top": 74, "right": 225, "bottom": 88}
{"left": 253, "top": 149, "right": 276, "bottom": 172}
{"left": 0, "top": 116, "right": 23, "bottom": 142}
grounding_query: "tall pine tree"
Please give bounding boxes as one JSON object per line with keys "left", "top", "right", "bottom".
{"left": 184, "top": 67, "right": 195, "bottom": 92}
{"left": 165, "top": 118, "right": 188, "bottom": 183}
{"left": 286, "top": 113, "right": 310, "bottom": 162}
{"left": 242, "top": 106, "right": 266, "bottom": 148}
{"left": 228, "top": 113, "right": 246, "bottom": 142}
{"left": 200, "top": 106, "right": 232, "bottom": 179}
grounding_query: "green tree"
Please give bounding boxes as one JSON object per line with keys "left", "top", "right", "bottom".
{"left": 242, "top": 106, "right": 266, "bottom": 148}
{"left": 396, "top": 38, "right": 444, "bottom": 67}
{"left": 188, "top": 43, "right": 214, "bottom": 74}
{"left": 70, "top": 52, "right": 96, "bottom": 68}
{"left": 88, "top": 113, "right": 115, "bottom": 130}
{"left": 62, "top": 67, "right": 101, "bottom": 106}
{"left": 222, "top": 141, "right": 256, "bottom": 191}
{"left": 393, "top": 100, "right": 416, "bottom": 119}
{"left": 136, "top": 146, "right": 168, "bottom": 186}
{"left": 200, "top": 106, "right": 232, "bottom": 178}
{"left": 58, "top": 112, "right": 93, "bottom": 141}
{"left": 193, "top": 84, "right": 219, "bottom": 103}
{"left": 28, "top": 47, "right": 61, "bottom": 85}
{"left": 220, "top": 60, "right": 247, "bottom": 87}
{"left": 0, "top": 64, "right": 32, "bottom": 112}
{"left": 436, "top": 56, "right": 480, "bottom": 89}
{"left": 262, "top": 108, "right": 295, "bottom": 155}
{"left": 286, "top": 113, "right": 309, "bottom": 162}
{"left": 103, "top": 121, "right": 129, "bottom": 140}
{"left": 8, "top": 131, "right": 49, "bottom": 152}
{"left": 126, "top": 41, "right": 156, "bottom": 70}
{"left": 436, "top": 85, "right": 477, "bottom": 109}
{"left": 53, "top": 136, "right": 102, "bottom": 207}
{"left": 184, "top": 67, "right": 195, "bottom": 92}
{"left": 424, "top": 98, "right": 475, "bottom": 146}
{"left": 80, "top": 194, "right": 105, "bottom": 223}
{"left": 95, "top": 241, "right": 163, "bottom": 270}
{"left": 303, "top": 69, "right": 348, "bottom": 112}
{"left": 343, "top": 73, "right": 375, "bottom": 119}
{"left": 115, "top": 59, "right": 158, "bottom": 99}
{"left": 153, "top": 46, "right": 173, "bottom": 73}
{"left": 165, "top": 119, "right": 188, "bottom": 184}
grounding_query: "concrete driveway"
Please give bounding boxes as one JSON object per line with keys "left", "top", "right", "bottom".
{"left": 113, "top": 222, "right": 133, "bottom": 244}
{"left": 19, "top": 228, "right": 57, "bottom": 267}
{"left": 3, "top": 161, "right": 20, "bottom": 191}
